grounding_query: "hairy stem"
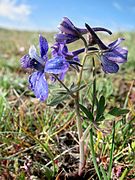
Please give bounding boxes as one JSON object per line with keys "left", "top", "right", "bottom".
{"left": 92, "top": 57, "right": 96, "bottom": 113}
{"left": 74, "top": 97, "right": 85, "bottom": 175}
{"left": 89, "top": 56, "right": 102, "bottom": 179}
{"left": 77, "top": 52, "right": 88, "bottom": 87}
{"left": 74, "top": 45, "right": 88, "bottom": 175}
{"left": 54, "top": 70, "right": 86, "bottom": 175}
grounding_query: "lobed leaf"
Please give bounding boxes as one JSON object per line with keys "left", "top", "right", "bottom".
{"left": 79, "top": 104, "right": 94, "bottom": 121}
{"left": 96, "top": 95, "right": 106, "bottom": 121}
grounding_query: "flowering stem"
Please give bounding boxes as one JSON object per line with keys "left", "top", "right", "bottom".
{"left": 53, "top": 74, "right": 85, "bottom": 172}
{"left": 74, "top": 97, "right": 85, "bottom": 175}
{"left": 77, "top": 53, "right": 88, "bottom": 86}
{"left": 74, "top": 45, "right": 88, "bottom": 175}
{"left": 92, "top": 57, "right": 96, "bottom": 113}
{"left": 90, "top": 56, "right": 102, "bottom": 179}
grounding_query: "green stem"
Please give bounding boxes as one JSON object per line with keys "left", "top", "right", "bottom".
{"left": 120, "top": 168, "right": 129, "bottom": 180}
{"left": 74, "top": 45, "right": 88, "bottom": 175}
{"left": 54, "top": 56, "right": 86, "bottom": 175}
{"left": 53, "top": 55, "right": 87, "bottom": 175}
{"left": 74, "top": 98, "right": 85, "bottom": 175}
{"left": 92, "top": 57, "right": 96, "bottom": 114}
{"left": 77, "top": 53, "right": 88, "bottom": 87}
{"left": 90, "top": 56, "right": 102, "bottom": 179}
{"left": 100, "top": 165, "right": 108, "bottom": 180}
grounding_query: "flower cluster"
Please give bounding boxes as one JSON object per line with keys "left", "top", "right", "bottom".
{"left": 20, "top": 17, "right": 128, "bottom": 101}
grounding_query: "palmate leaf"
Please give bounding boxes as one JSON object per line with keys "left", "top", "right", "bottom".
{"left": 79, "top": 104, "right": 94, "bottom": 121}
{"left": 108, "top": 107, "right": 129, "bottom": 116}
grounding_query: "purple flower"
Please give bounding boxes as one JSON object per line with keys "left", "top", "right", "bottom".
{"left": 51, "top": 42, "right": 98, "bottom": 73}
{"left": 20, "top": 35, "right": 70, "bottom": 101}
{"left": 55, "top": 17, "right": 112, "bottom": 44}
{"left": 45, "top": 56, "right": 69, "bottom": 74}
{"left": 101, "top": 38, "right": 128, "bottom": 73}
{"left": 51, "top": 42, "right": 98, "bottom": 76}
{"left": 85, "top": 23, "right": 108, "bottom": 50}
{"left": 51, "top": 42, "right": 80, "bottom": 62}
{"left": 51, "top": 42, "right": 68, "bottom": 58}
{"left": 51, "top": 42, "right": 98, "bottom": 62}
{"left": 85, "top": 23, "right": 128, "bottom": 73}
{"left": 50, "top": 42, "right": 81, "bottom": 81}
{"left": 50, "top": 42, "right": 98, "bottom": 82}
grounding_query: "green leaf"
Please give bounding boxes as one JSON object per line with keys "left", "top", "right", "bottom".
{"left": 108, "top": 107, "right": 129, "bottom": 116}
{"left": 100, "top": 165, "right": 108, "bottom": 180}
{"left": 70, "top": 83, "right": 86, "bottom": 93}
{"left": 96, "top": 95, "right": 106, "bottom": 121}
{"left": 70, "top": 82, "right": 75, "bottom": 90}
{"left": 79, "top": 104, "right": 94, "bottom": 121}
{"left": 47, "top": 95, "right": 68, "bottom": 106}
{"left": 56, "top": 91, "right": 67, "bottom": 95}
{"left": 97, "top": 115, "right": 105, "bottom": 122}
{"left": 44, "top": 167, "right": 54, "bottom": 179}
{"left": 120, "top": 168, "right": 129, "bottom": 180}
